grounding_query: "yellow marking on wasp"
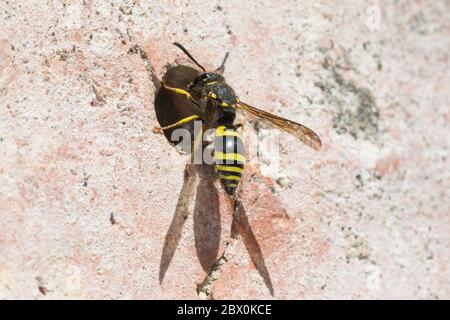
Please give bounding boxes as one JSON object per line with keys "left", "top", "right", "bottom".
{"left": 173, "top": 88, "right": 186, "bottom": 94}
{"left": 162, "top": 83, "right": 190, "bottom": 96}
{"left": 221, "top": 101, "right": 229, "bottom": 107}
{"left": 208, "top": 92, "right": 217, "bottom": 99}
{"left": 230, "top": 98, "right": 239, "bottom": 108}
{"left": 216, "top": 165, "right": 243, "bottom": 173}
{"left": 205, "top": 81, "right": 219, "bottom": 85}
{"left": 215, "top": 126, "right": 241, "bottom": 137}
{"left": 225, "top": 183, "right": 238, "bottom": 188}
{"left": 219, "top": 174, "right": 241, "bottom": 181}
{"left": 214, "top": 152, "right": 245, "bottom": 163}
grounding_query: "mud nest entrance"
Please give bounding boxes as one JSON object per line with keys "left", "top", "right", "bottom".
{"left": 154, "top": 65, "right": 202, "bottom": 153}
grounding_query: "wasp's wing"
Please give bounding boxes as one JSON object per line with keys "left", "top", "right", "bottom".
{"left": 236, "top": 102, "right": 322, "bottom": 150}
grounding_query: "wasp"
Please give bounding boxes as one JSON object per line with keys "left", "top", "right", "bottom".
{"left": 154, "top": 42, "right": 322, "bottom": 196}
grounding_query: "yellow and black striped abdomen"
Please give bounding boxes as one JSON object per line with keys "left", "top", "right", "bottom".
{"left": 214, "top": 125, "right": 245, "bottom": 195}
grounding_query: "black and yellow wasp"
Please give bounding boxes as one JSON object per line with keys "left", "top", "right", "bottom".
{"left": 154, "top": 43, "right": 322, "bottom": 196}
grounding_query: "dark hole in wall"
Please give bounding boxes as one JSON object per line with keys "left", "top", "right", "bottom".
{"left": 154, "top": 65, "right": 200, "bottom": 153}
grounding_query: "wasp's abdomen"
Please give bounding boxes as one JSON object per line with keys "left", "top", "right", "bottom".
{"left": 214, "top": 125, "right": 245, "bottom": 195}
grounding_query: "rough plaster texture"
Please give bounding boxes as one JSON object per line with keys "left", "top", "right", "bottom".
{"left": 1, "top": 0, "right": 449, "bottom": 299}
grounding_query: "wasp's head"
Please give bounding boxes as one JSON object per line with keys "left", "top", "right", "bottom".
{"left": 189, "top": 72, "right": 224, "bottom": 89}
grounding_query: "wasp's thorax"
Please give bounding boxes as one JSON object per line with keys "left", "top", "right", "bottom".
{"left": 190, "top": 72, "right": 224, "bottom": 86}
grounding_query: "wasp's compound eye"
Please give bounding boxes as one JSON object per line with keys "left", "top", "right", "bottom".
{"left": 202, "top": 73, "right": 212, "bottom": 82}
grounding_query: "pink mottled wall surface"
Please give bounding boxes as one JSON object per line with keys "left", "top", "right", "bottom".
{"left": 0, "top": 0, "right": 449, "bottom": 299}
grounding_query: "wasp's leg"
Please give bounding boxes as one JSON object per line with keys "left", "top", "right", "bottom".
{"left": 161, "top": 82, "right": 200, "bottom": 107}
{"left": 153, "top": 115, "right": 200, "bottom": 134}
{"left": 234, "top": 123, "right": 244, "bottom": 134}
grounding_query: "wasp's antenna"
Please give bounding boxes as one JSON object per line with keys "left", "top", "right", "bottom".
{"left": 173, "top": 42, "right": 206, "bottom": 72}
{"left": 216, "top": 52, "right": 229, "bottom": 74}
